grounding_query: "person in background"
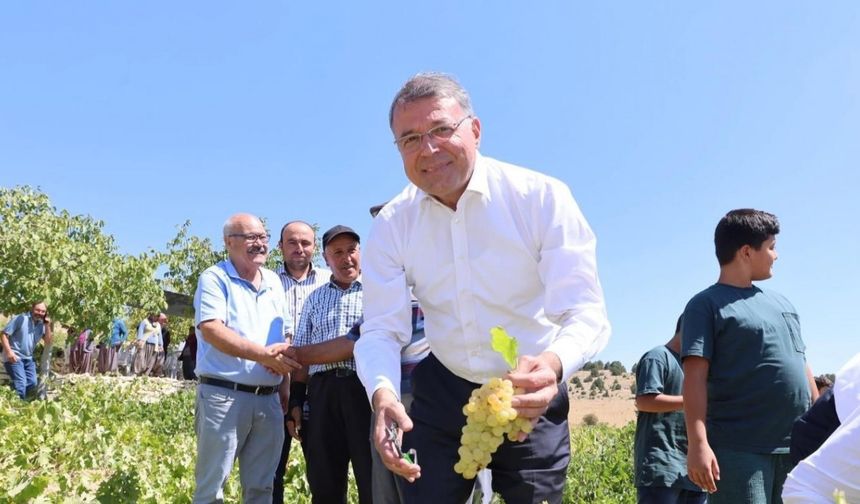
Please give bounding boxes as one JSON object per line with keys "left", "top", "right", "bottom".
{"left": 272, "top": 220, "right": 331, "bottom": 504}
{"left": 151, "top": 313, "right": 170, "bottom": 376}
{"left": 2, "top": 301, "right": 52, "bottom": 399}
{"left": 634, "top": 315, "right": 706, "bottom": 504}
{"left": 814, "top": 375, "right": 833, "bottom": 396}
{"left": 98, "top": 317, "right": 127, "bottom": 373}
{"left": 132, "top": 313, "right": 162, "bottom": 376}
{"left": 682, "top": 209, "right": 818, "bottom": 503}
{"left": 179, "top": 325, "right": 198, "bottom": 381}
{"left": 289, "top": 225, "right": 371, "bottom": 504}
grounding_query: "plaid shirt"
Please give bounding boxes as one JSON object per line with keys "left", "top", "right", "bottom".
{"left": 276, "top": 264, "right": 331, "bottom": 335}
{"left": 293, "top": 279, "right": 362, "bottom": 375}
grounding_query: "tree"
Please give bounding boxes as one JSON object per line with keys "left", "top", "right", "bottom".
{"left": 161, "top": 221, "right": 227, "bottom": 300}
{"left": 0, "top": 186, "right": 164, "bottom": 340}
{"left": 607, "top": 361, "right": 626, "bottom": 376}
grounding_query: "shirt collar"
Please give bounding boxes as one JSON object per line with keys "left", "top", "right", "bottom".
{"left": 327, "top": 276, "right": 362, "bottom": 292}
{"left": 224, "top": 259, "right": 271, "bottom": 293}
{"left": 277, "top": 262, "right": 319, "bottom": 281}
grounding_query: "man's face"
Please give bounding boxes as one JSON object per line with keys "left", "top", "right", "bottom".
{"left": 158, "top": 314, "right": 168, "bottom": 326}
{"left": 323, "top": 235, "right": 360, "bottom": 287}
{"left": 391, "top": 96, "right": 481, "bottom": 209}
{"left": 749, "top": 235, "right": 778, "bottom": 281}
{"left": 279, "top": 223, "right": 316, "bottom": 274}
{"left": 225, "top": 216, "right": 269, "bottom": 270}
{"left": 31, "top": 303, "right": 47, "bottom": 322}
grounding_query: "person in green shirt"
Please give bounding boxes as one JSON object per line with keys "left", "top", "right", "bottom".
{"left": 634, "top": 315, "right": 706, "bottom": 503}
{"left": 682, "top": 209, "right": 818, "bottom": 504}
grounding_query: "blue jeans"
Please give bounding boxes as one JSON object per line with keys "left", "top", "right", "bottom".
{"left": 638, "top": 486, "right": 708, "bottom": 504}
{"left": 709, "top": 447, "right": 794, "bottom": 504}
{"left": 4, "top": 358, "right": 37, "bottom": 399}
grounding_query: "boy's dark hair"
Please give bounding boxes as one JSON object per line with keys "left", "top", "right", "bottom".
{"left": 675, "top": 314, "right": 684, "bottom": 335}
{"left": 714, "top": 209, "right": 780, "bottom": 266}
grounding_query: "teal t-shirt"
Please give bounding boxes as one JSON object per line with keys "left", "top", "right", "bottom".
{"left": 682, "top": 283, "right": 811, "bottom": 454}
{"left": 634, "top": 345, "right": 701, "bottom": 491}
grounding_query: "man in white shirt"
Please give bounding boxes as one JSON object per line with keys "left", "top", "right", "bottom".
{"left": 355, "top": 72, "right": 610, "bottom": 504}
{"left": 783, "top": 353, "right": 860, "bottom": 503}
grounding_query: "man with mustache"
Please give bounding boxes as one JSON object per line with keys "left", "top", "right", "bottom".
{"left": 191, "top": 213, "right": 300, "bottom": 504}
{"left": 288, "top": 225, "right": 372, "bottom": 504}
{"left": 2, "top": 301, "right": 52, "bottom": 399}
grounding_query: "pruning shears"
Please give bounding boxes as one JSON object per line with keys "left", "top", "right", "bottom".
{"left": 386, "top": 421, "right": 417, "bottom": 465}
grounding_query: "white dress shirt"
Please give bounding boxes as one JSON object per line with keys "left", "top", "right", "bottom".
{"left": 355, "top": 154, "right": 610, "bottom": 402}
{"left": 783, "top": 352, "right": 860, "bottom": 503}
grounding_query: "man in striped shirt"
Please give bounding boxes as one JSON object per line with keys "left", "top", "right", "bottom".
{"left": 289, "top": 224, "right": 372, "bottom": 504}
{"left": 272, "top": 220, "right": 331, "bottom": 504}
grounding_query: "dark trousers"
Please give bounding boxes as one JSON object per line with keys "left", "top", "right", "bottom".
{"left": 273, "top": 416, "right": 309, "bottom": 504}
{"left": 305, "top": 371, "right": 373, "bottom": 504}
{"left": 637, "top": 486, "right": 709, "bottom": 504}
{"left": 402, "top": 353, "right": 570, "bottom": 504}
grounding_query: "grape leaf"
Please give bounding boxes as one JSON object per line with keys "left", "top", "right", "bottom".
{"left": 490, "top": 326, "right": 518, "bottom": 370}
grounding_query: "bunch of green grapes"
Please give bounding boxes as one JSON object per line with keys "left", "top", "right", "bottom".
{"left": 453, "top": 377, "right": 534, "bottom": 479}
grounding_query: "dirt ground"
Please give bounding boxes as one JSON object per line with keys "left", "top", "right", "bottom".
{"left": 567, "top": 369, "right": 638, "bottom": 427}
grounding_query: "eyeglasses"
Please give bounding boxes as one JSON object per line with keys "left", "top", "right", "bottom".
{"left": 393, "top": 116, "right": 473, "bottom": 153}
{"left": 228, "top": 233, "right": 270, "bottom": 243}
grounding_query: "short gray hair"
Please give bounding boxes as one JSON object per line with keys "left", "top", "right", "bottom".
{"left": 388, "top": 72, "right": 474, "bottom": 128}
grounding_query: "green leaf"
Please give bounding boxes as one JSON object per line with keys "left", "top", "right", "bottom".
{"left": 490, "top": 326, "right": 519, "bottom": 370}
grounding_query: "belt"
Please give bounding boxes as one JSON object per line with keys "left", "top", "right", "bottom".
{"left": 316, "top": 368, "right": 356, "bottom": 378}
{"left": 198, "top": 376, "right": 279, "bottom": 395}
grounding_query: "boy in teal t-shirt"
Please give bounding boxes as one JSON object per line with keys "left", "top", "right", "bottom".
{"left": 634, "top": 315, "right": 706, "bottom": 504}
{"left": 681, "top": 209, "right": 817, "bottom": 504}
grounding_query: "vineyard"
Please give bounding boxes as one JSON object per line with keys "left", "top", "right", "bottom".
{"left": 0, "top": 376, "right": 636, "bottom": 503}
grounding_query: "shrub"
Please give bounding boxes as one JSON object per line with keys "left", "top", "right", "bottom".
{"left": 607, "top": 361, "right": 626, "bottom": 376}
{"left": 582, "top": 413, "right": 599, "bottom": 425}
{"left": 566, "top": 422, "right": 635, "bottom": 503}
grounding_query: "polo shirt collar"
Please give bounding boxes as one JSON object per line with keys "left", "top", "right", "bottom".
{"left": 224, "top": 259, "right": 272, "bottom": 292}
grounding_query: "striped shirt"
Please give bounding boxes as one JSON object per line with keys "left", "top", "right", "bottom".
{"left": 293, "top": 280, "right": 362, "bottom": 375}
{"left": 276, "top": 264, "right": 332, "bottom": 334}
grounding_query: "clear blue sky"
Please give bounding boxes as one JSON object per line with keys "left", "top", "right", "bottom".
{"left": 2, "top": 2, "right": 858, "bottom": 373}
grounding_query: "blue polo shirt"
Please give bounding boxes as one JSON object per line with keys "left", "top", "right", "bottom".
{"left": 194, "top": 259, "right": 292, "bottom": 386}
{"left": 110, "top": 318, "right": 128, "bottom": 346}
{"left": 3, "top": 312, "right": 45, "bottom": 360}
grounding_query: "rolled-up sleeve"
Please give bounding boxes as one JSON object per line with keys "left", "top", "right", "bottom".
{"left": 539, "top": 179, "right": 611, "bottom": 382}
{"left": 355, "top": 216, "right": 414, "bottom": 404}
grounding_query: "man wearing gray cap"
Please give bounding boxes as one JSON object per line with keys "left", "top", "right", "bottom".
{"left": 288, "top": 224, "right": 372, "bottom": 504}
